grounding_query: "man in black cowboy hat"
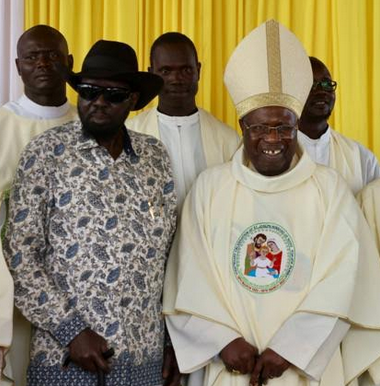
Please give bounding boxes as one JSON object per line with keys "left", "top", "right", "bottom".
{"left": 4, "top": 40, "right": 179, "bottom": 386}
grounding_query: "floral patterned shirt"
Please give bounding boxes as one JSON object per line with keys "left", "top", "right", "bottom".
{"left": 4, "top": 120, "right": 177, "bottom": 386}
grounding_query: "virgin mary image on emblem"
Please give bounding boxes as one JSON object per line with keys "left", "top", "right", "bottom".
{"left": 244, "top": 235, "right": 282, "bottom": 278}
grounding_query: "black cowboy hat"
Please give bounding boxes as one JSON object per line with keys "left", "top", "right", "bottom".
{"left": 60, "top": 40, "right": 163, "bottom": 110}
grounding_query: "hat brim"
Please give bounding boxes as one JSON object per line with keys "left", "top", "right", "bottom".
{"left": 59, "top": 65, "right": 163, "bottom": 110}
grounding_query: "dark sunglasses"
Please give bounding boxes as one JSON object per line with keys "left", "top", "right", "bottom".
{"left": 76, "top": 84, "right": 132, "bottom": 104}
{"left": 312, "top": 79, "right": 337, "bottom": 92}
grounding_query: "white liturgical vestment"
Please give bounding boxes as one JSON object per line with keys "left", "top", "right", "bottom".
{"left": 127, "top": 107, "right": 240, "bottom": 210}
{"left": 298, "top": 127, "right": 380, "bottom": 194}
{"left": 156, "top": 111, "right": 207, "bottom": 209}
{"left": 0, "top": 95, "right": 77, "bottom": 199}
{"left": 357, "top": 179, "right": 380, "bottom": 253}
{"left": 164, "top": 145, "right": 380, "bottom": 386}
{"left": 356, "top": 179, "right": 380, "bottom": 386}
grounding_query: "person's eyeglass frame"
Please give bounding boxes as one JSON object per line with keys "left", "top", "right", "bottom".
{"left": 242, "top": 122, "right": 298, "bottom": 140}
{"left": 76, "top": 83, "right": 133, "bottom": 104}
{"left": 311, "top": 78, "right": 337, "bottom": 92}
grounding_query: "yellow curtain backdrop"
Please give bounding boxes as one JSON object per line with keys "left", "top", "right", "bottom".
{"left": 25, "top": 0, "right": 380, "bottom": 158}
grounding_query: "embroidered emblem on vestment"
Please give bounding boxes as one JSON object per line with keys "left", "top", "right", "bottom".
{"left": 232, "top": 222, "right": 295, "bottom": 294}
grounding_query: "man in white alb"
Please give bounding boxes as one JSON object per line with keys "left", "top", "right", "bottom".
{"left": 163, "top": 20, "right": 380, "bottom": 386}
{"left": 357, "top": 179, "right": 380, "bottom": 251}
{"left": 0, "top": 24, "right": 76, "bottom": 386}
{"left": 0, "top": 25, "right": 76, "bottom": 209}
{"left": 127, "top": 32, "right": 240, "bottom": 210}
{"left": 298, "top": 56, "right": 380, "bottom": 194}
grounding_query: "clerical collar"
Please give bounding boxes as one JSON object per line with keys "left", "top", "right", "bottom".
{"left": 122, "top": 126, "right": 136, "bottom": 156}
{"left": 247, "top": 152, "right": 299, "bottom": 174}
{"left": 9, "top": 94, "right": 71, "bottom": 119}
{"left": 297, "top": 127, "right": 331, "bottom": 146}
{"left": 232, "top": 144, "right": 316, "bottom": 193}
{"left": 156, "top": 109, "right": 199, "bottom": 126}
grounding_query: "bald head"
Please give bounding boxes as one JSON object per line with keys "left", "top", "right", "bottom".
{"left": 17, "top": 25, "right": 69, "bottom": 57}
{"left": 309, "top": 56, "right": 332, "bottom": 78}
{"left": 16, "top": 24, "right": 73, "bottom": 106}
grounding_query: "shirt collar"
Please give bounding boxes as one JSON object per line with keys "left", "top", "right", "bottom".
{"left": 297, "top": 126, "right": 331, "bottom": 146}
{"left": 18, "top": 94, "right": 71, "bottom": 119}
{"left": 76, "top": 123, "right": 136, "bottom": 157}
{"left": 122, "top": 125, "right": 135, "bottom": 156}
{"left": 156, "top": 109, "right": 199, "bottom": 126}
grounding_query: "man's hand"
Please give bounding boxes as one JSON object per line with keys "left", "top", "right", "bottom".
{"left": 250, "top": 348, "right": 290, "bottom": 385}
{"left": 220, "top": 337, "right": 258, "bottom": 375}
{"left": 68, "top": 328, "right": 110, "bottom": 373}
{"left": 162, "top": 345, "right": 181, "bottom": 386}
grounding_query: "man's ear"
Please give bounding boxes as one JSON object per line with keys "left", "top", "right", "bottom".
{"left": 197, "top": 62, "right": 201, "bottom": 80}
{"left": 238, "top": 119, "right": 246, "bottom": 135}
{"left": 15, "top": 58, "right": 21, "bottom": 76}
{"left": 67, "top": 54, "right": 74, "bottom": 71}
{"left": 130, "top": 92, "right": 140, "bottom": 110}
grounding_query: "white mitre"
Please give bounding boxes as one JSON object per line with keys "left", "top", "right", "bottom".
{"left": 224, "top": 19, "right": 313, "bottom": 118}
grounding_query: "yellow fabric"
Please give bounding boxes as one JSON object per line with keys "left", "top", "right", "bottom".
{"left": 126, "top": 107, "right": 240, "bottom": 168}
{"left": 0, "top": 106, "right": 77, "bottom": 196}
{"left": 357, "top": 179, "right": 380, "bottom": 253}
{"left": 25, "top": 0, "right": 380, "bottom": 159}
{"left": 163, "top": 146, "right": 380, "bottom": 385}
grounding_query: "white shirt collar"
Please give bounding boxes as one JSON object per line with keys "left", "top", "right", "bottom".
{"left": 156, "top": 110, "right": 199, "bottom": 127}
{"left": 4, "top": 94, "right": 71, "bottom": 119}
{"left": 297, "top": 126, "right": 331, "bottom": 146}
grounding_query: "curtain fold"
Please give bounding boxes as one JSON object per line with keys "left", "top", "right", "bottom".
{"left": 24, "top": 0, "right": 380, "bottom": 158}
{"left": 0, "top": 0, "right": 24, "bottom": 105}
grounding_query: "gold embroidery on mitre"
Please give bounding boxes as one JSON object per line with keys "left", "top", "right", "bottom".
{"left": 236, "top": 93, "right": 303, "bottom": 118}
{"left": 266, "top": 20, "right": 282, "bottom": 93}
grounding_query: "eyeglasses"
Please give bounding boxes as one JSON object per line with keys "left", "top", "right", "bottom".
{"left": 76, "top": 84, "right": 132, "bottom": 104}
{"left": 312, "top": 79, "right": 337, "bottom": 92}
{"left": 242, "top": 123, "right": 297, "bottom": 139}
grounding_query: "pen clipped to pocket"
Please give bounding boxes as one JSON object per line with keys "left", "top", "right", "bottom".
{"left": 147, "top": 196, "right": 165, "bottom": 220}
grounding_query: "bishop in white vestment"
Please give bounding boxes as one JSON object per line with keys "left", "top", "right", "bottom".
{"left": 164, "top": 20, "right": 380, "bottom": 386}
